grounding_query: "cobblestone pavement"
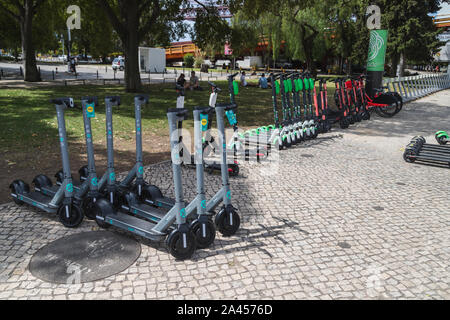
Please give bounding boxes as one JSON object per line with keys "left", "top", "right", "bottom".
{"left": 0, "top": 90, "right": 449, "bottom": 300}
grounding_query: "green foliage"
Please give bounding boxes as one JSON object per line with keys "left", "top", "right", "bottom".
{"left": 184, "top": 53, "right": 195, "bottom": 67}
{"left": 0, "top": 9, "right": 20, "bottom": 53}
{"left": 191, "top": 3, "right": 231, "bottom": 57}
{"left": 194, "top": 55, "right": 204, "bottom": 68}
{"left": 230, "top": 11, "right": 261, "bottom": 57}
{"left": 379, "top": 0, "right": 443, "bottom": 66}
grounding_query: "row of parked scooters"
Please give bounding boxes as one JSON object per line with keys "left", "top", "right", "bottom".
{"left": 404, "top": 134, "right": 450, "bottom": 168}
{"left": 236, "top": 72, "right": 403, "bottom": 152}
{"left": 10, "top": 95, "right": 240, "bottom": 260}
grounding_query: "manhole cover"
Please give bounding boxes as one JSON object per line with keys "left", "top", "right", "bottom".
{"left": 396, "top": 182, "right": 406, "bottom": 186}
{"left": 338, "top": 242, "right": 351, "bottom": 249}
{"left": 373, "top": 206, "right": 384, "bottom": 211}
{"left": 29, "top": 231, "right": 141, "bottom": 284}
{"left": 301, "top": 154, "right": 314, "bottom": 158}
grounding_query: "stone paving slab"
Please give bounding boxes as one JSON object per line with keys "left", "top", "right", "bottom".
{"left": 0, "top": 90, "right": 449, "bottom": 300}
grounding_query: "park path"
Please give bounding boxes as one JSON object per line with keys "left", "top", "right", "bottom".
{"left": 0, "top": 90, "right": 449, "bottom": 300}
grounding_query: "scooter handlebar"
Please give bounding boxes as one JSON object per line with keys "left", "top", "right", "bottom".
{"left": 135, "top": 94, "right": 149, "bottom": 104}
{"left": 81, "top": 96, "right": 99, "bottom": 106}
{"left": 194, "top": 106, "right": 214, "bottom": 115}
{"left": 208, "top": 82, "right": 221, "bottom": 91}
{"left": 105, "top": 96, "right": 121, "bottom": 105}
{"left": 51, "top": 97, "right": 74, "bottom": 108}
{"left": 167, "top": 107, "right": 189, "bottom": 119}
{"left": 216, "top": 103, "right": 238, "bottom": 112}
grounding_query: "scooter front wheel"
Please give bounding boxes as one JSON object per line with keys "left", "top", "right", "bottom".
{"left": 190, "top": 219, "right": 216, "bottom": 249}
{"left": 58, "top": 203, "right": 83, "bottom": 228}
{"left": 215, "top": 207, "right": 240, "bottom": 237}
{"left": 167, "top": 229, "right": 197, "bottom": 260}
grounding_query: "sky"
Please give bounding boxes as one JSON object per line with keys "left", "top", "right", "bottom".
{"left": 438, "top": 2, "right": 450, "bottom": 15}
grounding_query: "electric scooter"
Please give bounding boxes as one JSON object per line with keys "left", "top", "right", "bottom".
{"left": 144, "top": 101, "right": 241, "bottom": 240}
{"left": 10, "top": 98, "right": 84, "bottom": 228}
{"left": 94, "top": 103, "right": 240, "bottom": 258}
{"left": 175, "top": 82, "right": 241, "bottom": 176}
{"left": 94, "top": 107, "right": 198, "bottom": 260}
{"left": 33, "top": 97, "right": 104, "bottom": 219}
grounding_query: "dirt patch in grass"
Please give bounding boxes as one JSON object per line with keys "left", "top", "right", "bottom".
{"left": 1, "top": 131, "right": 171, "bottom": 204}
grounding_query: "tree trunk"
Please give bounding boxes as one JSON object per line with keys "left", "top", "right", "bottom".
{"left": 346, "top": 58, "right": 352, "bottom": 75}
{"left": 391, "top": 53, "right": 399, "bottom": 77}
{"left": 396, "top": 52, "right": 405, "bottom": 78}
{"left": 123, "top": 1, "right": 142, "bottom": 92}
{"left": 21, "top": 0, "right": 41, "bottom": 82}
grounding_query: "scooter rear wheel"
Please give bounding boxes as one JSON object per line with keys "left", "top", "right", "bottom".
{"left": 82, "top": 196, "right": 98, "bottom": 220}
{"left": 10, "top": 180, "right": 29, "bottom": 205}
{"left": 93, "top": 198, "right": 114, "bottom": 229}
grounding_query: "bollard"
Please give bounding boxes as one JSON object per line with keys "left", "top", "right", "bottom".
{"left": 97, "top": 70, "right": 99, "bottom": 79}
{"left": 52, "top": 70, "right": 55, "bottom": 80}
{"left": 20, "top": 66, "right": 23, "bottom": 77}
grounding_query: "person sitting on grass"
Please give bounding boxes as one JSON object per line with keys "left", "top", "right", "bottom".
{"left": 177, "top": 73, "right": 189, "bottom": 90}
{"left": 240, "top": 71, "right": 248, "bottom": 87}
{"left": 189, "top": 71, "right": 202, "bottom": 91}
{"left": 258, "top": 73, "right": 271, "bottom": 89}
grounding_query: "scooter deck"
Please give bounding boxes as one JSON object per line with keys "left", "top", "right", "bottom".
{"left": 24, "top": 191, "right": 53, "bottom": 204}
{"left": 125, "top": 202, "right": 170, "bottom": 224}
{"left": 145, "top": 196, "right": 175, "bottom": 209}
{"left": 13, "top": 191, "right": 56, "bottom": 213}
{"left": 103, "top": 211, "right": 167, "bottom": 241}
{"left": 37, "top": 185, "right": 59, "bottom": 197}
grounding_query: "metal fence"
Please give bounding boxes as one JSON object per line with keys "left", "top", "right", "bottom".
{"left": 383, "top": 73, "right": 450, "bottom": 103}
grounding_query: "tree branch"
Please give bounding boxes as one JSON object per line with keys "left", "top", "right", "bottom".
{"left": 0, "top": 2, "right": 20, "bottom": 21}
{"left": 138, "top": 0, "right": 153, "bottom": 16}
{"left": 97, "top": 0, "right": 126, "bottom": 39}
{"left": 138, "top": 0, "right": 161, "bottom": 41}
{"left": 33, "top": 0, "right": 46, "bottom": 11}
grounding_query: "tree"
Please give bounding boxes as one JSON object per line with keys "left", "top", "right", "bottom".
{"left": 0, "top": 0, "right": 48, "bottom": 81}
{"left": 281, "top": 2, "right": 329, "bottom": 73}
{"left": 190, "top": 1, "right": 231, "bottom": 61}
{"left": 229, "top": 11, "right": 261, "bottom": 58}
{"left": 97, "top": 0, "right": 186, "bottom": 92}
{"left": 0, "top": 12, "right": 21, "bottom": 60}
{"left": 52, "top": 0, "right": 116, "bottom": 62}
{"left": 378, "top": 0, "right": 443, "bottom": 76}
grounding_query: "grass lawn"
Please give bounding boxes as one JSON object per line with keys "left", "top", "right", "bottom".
{"left": 0, "top": 81, "right": 280, "bottom": 152}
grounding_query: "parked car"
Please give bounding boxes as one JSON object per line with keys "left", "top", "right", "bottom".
{"left": 112, "top": 57, "right": 125, "bottom": 71}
